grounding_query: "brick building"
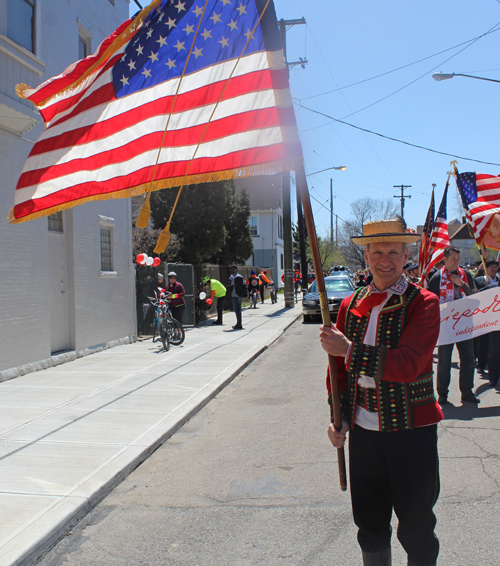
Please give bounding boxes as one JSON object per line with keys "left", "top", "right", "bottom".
{"left": 0, "top": 0, "right": 136, "bottom": 377}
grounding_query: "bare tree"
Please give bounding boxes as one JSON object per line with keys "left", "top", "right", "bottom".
{"left": 339, "top": 197, "right": 399, "bottom": 269}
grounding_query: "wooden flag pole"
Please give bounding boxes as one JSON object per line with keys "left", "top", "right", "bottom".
{"left": 295, "top": 165, "right": 347, "bottom": 492}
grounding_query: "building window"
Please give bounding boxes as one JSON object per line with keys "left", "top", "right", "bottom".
{"left": 48, "top": 211, "right": 63, "bottom": 233}
{"left": 78, "top": 36, "right": 87, "bottom": 60}
{"left": 7, "top": 0, "right": 35, "bottom": 53}
{"left": 249, "top": 216, "right": 258, "bottom": 237}
{"left": 278, "top": 214, "right": 283, "bottom": 240}
{"left": 100, "top": 228, "right": 112, "bottom": 272}
{"left": 280, "top": 253, "right": 284, "bottom": 269}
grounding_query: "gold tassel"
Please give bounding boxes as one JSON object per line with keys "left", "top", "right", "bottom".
{"left": 135, "top": 193, "right": 151, "bottom": 228}
{"left": 154, "top": 222, "right": 171, "bottom": 254}
{"left": 16, "top": 83, "right": 30, "bottom": 99}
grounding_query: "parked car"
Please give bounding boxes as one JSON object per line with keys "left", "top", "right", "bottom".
{"left": 302, "top": 275, "right": 354, "bottom": 323}
{"left": 330, "top": 265, "right": 351, "bottom": 275}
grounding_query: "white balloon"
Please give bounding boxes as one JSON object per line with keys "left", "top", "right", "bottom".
{"left": 140, "top": 254, "right": 148, "bottom": 265}
{"left": 146, "top": 256, "right": 154, "bottom": 266}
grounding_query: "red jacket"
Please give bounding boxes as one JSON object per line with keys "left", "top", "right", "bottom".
{"left": 327, "top": 283, "right": 443, "bottom": 431}
{"left": 166, "top": 281, "right": 186, "bottom": 308}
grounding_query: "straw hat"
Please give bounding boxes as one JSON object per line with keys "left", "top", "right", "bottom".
{"left": 351, "top": 219, "right": 421, "bottom": 245}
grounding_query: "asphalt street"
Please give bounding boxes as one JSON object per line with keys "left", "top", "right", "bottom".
{"left": 35, "top": 320, "right": 500, "bottom": 566}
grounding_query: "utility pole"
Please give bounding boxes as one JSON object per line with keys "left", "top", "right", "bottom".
{"left": 330, "top": 179, "right": 334, "bottom": 245}
{"left": 278, "top": 17, "right": 309, "bottom": 291}
{"left": 393, "top": 185, "right": 412, "bottom": 220}
{"left": 282, "top": 172, "right": 294, "bottom": 307}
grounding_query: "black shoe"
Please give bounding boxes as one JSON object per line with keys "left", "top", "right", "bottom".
{"left": 232, "top": 325, "right": 243, "bottom": 330}
{"left": 438, "top": 396, "right": 448, "bottom": 405}
{"left": 461, "top": 393, "right": 480, "bottom": 404}
{"left": 488, "top": 381, "right": 498, "bottom": 387}
{"left": 212, "top": 321, "right": 223, "bottom": 325}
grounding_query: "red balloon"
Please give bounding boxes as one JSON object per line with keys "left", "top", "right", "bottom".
{"left": 136, "top": 254, "right": 145, "bottom": 264}
{"left": 152, "top": 257, "right": 161, "bottom": 267}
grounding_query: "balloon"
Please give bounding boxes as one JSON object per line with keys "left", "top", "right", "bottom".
{"left": 136, "top": 254, "right": 145, "bottom": 264}
{"left": 140, "top": 254, "right": 148, "bottom": 265}
{"left": 146, "top": 257, "right": 154, "bottom": 266}
{"left": 152, "top": 257, "right": 161, "bottom": 267}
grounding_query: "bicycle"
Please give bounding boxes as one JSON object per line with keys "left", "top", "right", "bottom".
{"left": 249, "top": 290, "right": 259, "bottom": 308}
{"left": 149, "top": 292, "right": 186, "bottom": 350}
{"left": 195, "top": 289, "right": 209, "bottom": 325}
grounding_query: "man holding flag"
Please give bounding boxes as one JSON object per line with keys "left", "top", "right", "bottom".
{"left": 320, "top": 218, "right": 443, "bottom": 566}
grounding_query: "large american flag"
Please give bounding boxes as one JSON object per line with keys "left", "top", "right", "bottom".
{"left": 456, "top": 171, "right": 500, "bottom": 244}
{"left": 418, "top": 188, "right": 435, "bottom": 275}
{"left": 425, "top": 180, "right": 450, "bottom": 273}
{"left": 10, "top": 0, "right": 302, "bottom": 223}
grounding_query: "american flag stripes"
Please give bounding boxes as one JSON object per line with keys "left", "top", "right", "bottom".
{"left": 10, "top": 0, "right": 302, "bottom": 223}
{"left": 418, "top": 188, "right": 435, "bottom": 275}
{"left": 456, "top": 171, "right": 500, "bottom": 245}
{"left": 425, "top": 180, "right": 450, "bottom": 273}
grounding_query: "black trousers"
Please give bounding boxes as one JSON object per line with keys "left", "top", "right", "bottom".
{"left": 215, "top": 296, "right": 225, "bottom": 323}
{"left": 488, "top": 331, "right": 500, "bottom": 384}
{"left": 349, "top": 424, "right": 440, "bottom": 566}
{"left": 476, "top": 333, "right": 489, "bottom": 371}
{"left": 171, "top": 304, "right": 185, "bottom": 326}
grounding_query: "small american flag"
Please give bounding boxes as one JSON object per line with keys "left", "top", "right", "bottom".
{"left": 456, "top": 171, "right": 500, "bottom": 244}
{"left": 425, "top": 180, "right": 450, "bottom": 273}
{"left": 418, "top": 188, "right": 435, "bottom": 275}
{"left": 11, "top": 0, "right": 302, "bottom": 223}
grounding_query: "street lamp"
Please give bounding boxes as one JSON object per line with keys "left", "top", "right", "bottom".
{"left": 306, "top": 165, "right": 347, "bottom": 176}
{"left": 432, "top": 72, "right": 500, "bottom": 84}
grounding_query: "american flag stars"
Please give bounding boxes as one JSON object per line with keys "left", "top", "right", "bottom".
{"left": 113, "top": 0, "right": 264, "bottom": 98}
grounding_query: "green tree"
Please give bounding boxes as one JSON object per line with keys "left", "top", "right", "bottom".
{"left": 150, "top": 180, "right": 253, "bottom": 264}
{"left": 209, "top": 190, "right": 253, "bottom": 264}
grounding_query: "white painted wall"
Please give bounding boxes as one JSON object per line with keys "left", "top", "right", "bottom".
{"left": 0, "top": 0, "right": 135, "bottom": 375}
{"left": 247, "top": 210, "right": 285, "bottom": 286}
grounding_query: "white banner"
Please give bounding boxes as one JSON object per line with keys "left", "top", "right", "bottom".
{"left": 438, "top": 287, "right": 500, "bottom": 345}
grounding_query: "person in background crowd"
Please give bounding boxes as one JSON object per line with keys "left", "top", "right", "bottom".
{"left": 258, "top": 270, "right": 273, "bottom": 303}
{"left": 427, "top": 247, "right": 479, "bottom": 405}
{"left": 405, "top": 262, "right": 420, "bottom": 284}
{"left": 166, "top": 271, "right": 186, "bottom": 328}
{"left": 246, "top": 270, "right": 261, "bottom": 307}
{"left": 149, "top": 272, "right": 165, "bottom": 297}
{"left": 474, "top": 261, "right": 500, "bottom": 386}
{"left": 294, "top": 269, "right": 302, "bottom": 294}
{"left": 320, "top": 218, "right": 442, "bottom": 566}
{"left": 228, "top": 265, "right": 246, "bottom": 330}
{"left": 202, "top": 275, "right": 227, "bottom": 326}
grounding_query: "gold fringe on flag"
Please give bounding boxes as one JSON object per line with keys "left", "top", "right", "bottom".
{"left": 135, "top": 193, "right": 151, "bottom": 228}
{"left": 16, "top": 0, "right": 163, "bottom": 108}
{"left": 153, "top": 221, "right": 171, "bottom": 254}
{"left": 15, "top": 84, "right": 29, "bottom": 99}
{"left": 8, "top": 159, "right": 302, "bottom": 225}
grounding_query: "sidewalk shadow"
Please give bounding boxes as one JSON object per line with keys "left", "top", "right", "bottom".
{"left": 264, "top": 308, "right": 295, "bottom": 318}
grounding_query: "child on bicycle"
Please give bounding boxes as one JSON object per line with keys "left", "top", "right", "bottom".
{"left": 246, "top": 271, "right": 260, "bottom": 308}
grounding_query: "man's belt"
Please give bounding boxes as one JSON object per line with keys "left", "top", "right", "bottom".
{"left": 356, "top": 386, "right": 378, "bottom": 412}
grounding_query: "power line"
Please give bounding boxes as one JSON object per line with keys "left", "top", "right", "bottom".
{"left": 300, "top": 26, "right": 500, "bottom": 102}
{"left": 297, "top": 103, "right": 500, "bottom": 167}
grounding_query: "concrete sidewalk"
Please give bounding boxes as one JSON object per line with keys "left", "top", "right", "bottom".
{"left": 0, "top": 301, "right": 301, "bottom": 566}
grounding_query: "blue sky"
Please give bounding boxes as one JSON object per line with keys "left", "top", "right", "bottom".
{"left": 129, "top": 0, "right": 500, "bottom": 237}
